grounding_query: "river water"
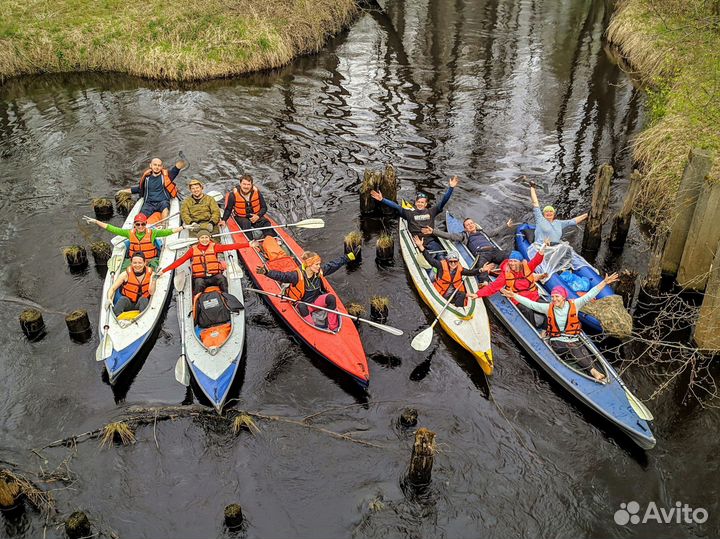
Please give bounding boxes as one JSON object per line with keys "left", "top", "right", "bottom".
{"left": 0, "top": 0, "right": 717, "bottom": 537}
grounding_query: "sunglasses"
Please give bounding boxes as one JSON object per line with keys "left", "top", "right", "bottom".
{"left": 134, "top": 222, "right": 146, "bottom": 226}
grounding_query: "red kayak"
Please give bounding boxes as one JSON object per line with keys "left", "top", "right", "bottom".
{"left": 226, "top": 216, "right": 370, "bottom": 387}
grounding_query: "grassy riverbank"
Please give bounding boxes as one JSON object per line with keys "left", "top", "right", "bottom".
{"left": 0, "top": 0, "right": 358, "bottom": 83}
{"left": 606, "top": 0, "right": 720, "bottom": 229}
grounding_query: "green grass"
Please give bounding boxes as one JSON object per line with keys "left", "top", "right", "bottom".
{"left": 606, "top": 0, "right": 720, "bottom": 229}
{"left": 0, "top": 0, "right": 358, "bottom": 82}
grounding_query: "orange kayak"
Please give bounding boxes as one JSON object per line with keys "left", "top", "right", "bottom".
{"left": 226, "top": 216, "right": 370, "bottom": 387}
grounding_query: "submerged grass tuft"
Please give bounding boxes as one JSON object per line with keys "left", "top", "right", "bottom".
{"left": 100, "top": 421, "right": 136, "bottom": 447}
{"left": 370, "top": 296, "right": 389, "bottom": 311}
{"left": 232, "top": 413, "right": 259, "bottom": 435}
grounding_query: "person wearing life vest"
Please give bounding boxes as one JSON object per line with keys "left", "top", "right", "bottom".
{"left": 501, "top": 273, "right": 620, "bottom": 382}
{"left": 413, "top": 236, "right": 487, "bottom": 308}
{"left": 371, "top": 176, "right": 459, "bottom": 254}
{"left": 256, "top": 249, "right": 359, "bottom": 330}
{"left": 219, "top": 174, "right": 274, "bottom": 238}
{"left": 106, "top": 252, "right": 158, "bottom": 315}
{"left": 474, "top": 239, "right": 550, "bottom": 325}
{"left": 161, "top": 225, "right": 250, "bottom": 295}
{"left": 118, "top": 155, "right": 187, "bottom": 221}
{"left": 84, "top": 212, "right": 185, "bottom": 269}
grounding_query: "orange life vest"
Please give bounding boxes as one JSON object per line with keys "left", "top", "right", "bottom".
{"left": 547, "top": 301, "right": 582, "bottom": 338}
{"left": 504, "top": 261, "right": 537, "bottom": 294}
{"left": 191, "top": 243, "right": 223, "bottom": 278}
{"left": 139, "top": 168, "right": 178, "bottom": 198}
{"left": 129, "top": 230, "right": 158, "bottom": 259}
{"left": 433, "top": 260, "right": 466, "bottom": 295}
{"left": 286, "top": 267, "right": 329, "bottom": 301}
{"left": 121, "top": 267, "right": 152, "bottom": 303}
{"left": 233, "top": 187, "right": 262, "bottom": 217}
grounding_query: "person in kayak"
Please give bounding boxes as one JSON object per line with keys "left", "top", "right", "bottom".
{"left": 118, "top": 155, "right": 187, "bottom": 221}
{"left": 501, "top": 272, "right": 620, "bottom": 382}
{"left": 106, "top": 252, "right": 157, "bottom": 315}
{"left": 181, "top": 179, "right": 221, "bottom": 235}
{"left": 256, "top": 249, "right": 359, "bottom": 330}
{"left": 161, "top": 226, "right": 250, "bottom": 295}
{"left": 370, "top": 176, "right": 459, "bottom": 253}
{"left": 420, "top": 217, "right": 514, "bottom": 268}
{"left": 84, "top": 213, "right": 185, "bottom": 269}
{"left": 474, "top": 240, "right": 550, "bottom": 326}
{"left": 219, "top": 174, "right": 274, "bottom": 238}
{"left": 413, "top": 236, "right": 486, "bottom": 307}
{"left": 529, "top": 180, "right": 587, "bottom": 244}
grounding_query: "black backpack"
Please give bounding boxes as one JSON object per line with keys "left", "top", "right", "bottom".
{"left": 195, "top": 289, "right": 232, "bottom": 328}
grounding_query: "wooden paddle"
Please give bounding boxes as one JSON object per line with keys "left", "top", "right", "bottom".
{"left": 410, "top": 288, "right": 459, "bottom": 351}
{"left": 167, "top": 218, "right": 325, "bottom": 251}
{"left": 95, "top": 255, "right": 123, "bottom": 361}
{"left": 173, "top": 269, "right": 191, "bottom": 386}
{"left": 245, "top": 287, "right": 404, "bottom": 336}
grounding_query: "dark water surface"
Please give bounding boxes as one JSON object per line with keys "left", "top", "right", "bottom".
{"left": 1, "top": 0, "right": 718, "bottom": 537}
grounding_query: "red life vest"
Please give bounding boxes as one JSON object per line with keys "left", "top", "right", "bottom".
{"left": 191, "top": 243, "right": 223, "bottom": 278}
{"left": 233, "top": 187, "right": 262, "bottom": 217}
{"left": 139, "top": 168, "right": 178, "bottom": 198}
{"left": 504, "top": 261, "right": 538, "bottom": 294}
{"left": 547, "top": 301, "right": 582, "bottom": 338}
{"left": 129, "top": 230, "right": 158, "bottom": 259}
{"left": 433, "top": 260, "right": 466, "bottom": 295}
{"left": 286, "top": 267, "right": 329, "bottom": 301}
{"left": 121, "top": 267, "right": 152, "bottom": 303}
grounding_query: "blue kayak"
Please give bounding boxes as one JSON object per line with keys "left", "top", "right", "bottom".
{"left": 514, "top": 223, "right": 613, "bottom": 333}
{"left": 446, "top": 213, "right": 655, "bottom": 450}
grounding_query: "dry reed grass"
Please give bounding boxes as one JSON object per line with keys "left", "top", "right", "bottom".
{"left": 0, "top": 0, "right": 358, "bottom": 83}
{"left": 606, "top": 0, "right": 720, "bottom": 229}
{"left": 99, "top": 421, "right": 136, "bottom": 447}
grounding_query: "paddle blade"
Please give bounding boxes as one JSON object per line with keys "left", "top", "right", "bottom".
{"left": 175, "top": 356, "right": 190, "bottom": 386}
{"left": 206, "top": 190, "right": 224, "bottom": 202}
{"left": 294, "top": 218, "right": 325, "bottom": 229}
{"left": 95, "top": 331, "right": 114, "bottom": 361}
{"left": 411, "top": 327, "right": 434, "bottom": 351}
{"left": 357, "top": 317, "right": 404, "bottom": 336}
{"left": 168, "top": 238, "right": 198, "bottom": 251}
{"left": 625, "top": 389, "right": 654, "bottom": 421}
{"left": 107, "top": 255, "right": 123, "bottom": 274}
{"left": 173, "top": 269, "right": 187, "bottom": 292}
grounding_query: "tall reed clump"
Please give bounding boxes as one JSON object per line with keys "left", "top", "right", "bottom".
{"left": 0, "top": 0, "right": 358, "bottom": 83}
{"left": 606, "top": 0, "right": 720, "bottom": 232}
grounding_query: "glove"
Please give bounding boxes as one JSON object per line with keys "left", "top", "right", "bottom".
{"left": 347, "top": 251, "right": 356, "bottom": 262}
{"left": 83, "top": 216, "right": 97, "bottom": 224}
{"left": 256, "top": 266, "right": 268, "bottom": 275}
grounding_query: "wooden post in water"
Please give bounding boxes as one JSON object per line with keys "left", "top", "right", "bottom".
{"left": 694, "top": 239, "right": 720, "bottom": 350}
{"left": 407, "top": 427, "right": 435, "bottom": 486}
{"left": 661, "top": 149, "right": 714, "bottom": 275}
{"left": 643, "top": 232, "right": 668, "bottom": 293}
{"left": 609, "top": 170, "right": 642, "bottom": 251}
{"left": 677, "top": 180, "right": 720, "bottom": 291}
{"left": 582, "top": 164, "right": 613, "bottom": 253}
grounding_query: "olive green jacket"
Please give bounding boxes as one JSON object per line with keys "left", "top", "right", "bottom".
{"left": 180, "top": 194, "right": 221, "bottom": 229}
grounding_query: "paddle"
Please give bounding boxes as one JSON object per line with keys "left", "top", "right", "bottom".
{"left": 173, "top": 269, "right": 191, "bottom": 386}
{"left": 95, "top": 255, "right": 123, "bottom": 361}
{"left": 410, "top": 289, "right": 459, "bottom": 351}
{"left": 580, "top": 335, "right": 654, "bottom": 421}
{"left": 245, "top": 287, "right": 404, "bottom": 336}
{"left": 167, "top": 218, "right": 326, "bottom": 251}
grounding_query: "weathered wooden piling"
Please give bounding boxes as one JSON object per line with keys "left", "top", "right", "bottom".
{"left": 643, "top": 233, "right": 668, "bottom": 293}
{"left": 63, "top": 245, "right": 88, "bottom": 270}
{"left": 399, "top": 408, "right": 418, "bottom": 428}
{"left": 615, "top": 270, "right": 638, "bottom": 309}
{"left": 407, "top": 428, "right": 436, "bottom": 486}
{"left": 676, "top": 180, "right": 720, "bottom": 291}
{"left": 344, "top": 231, "right": 363, "bottom": 264}
{"left": 609, "top": 170, "right": 642, "bottom": 251}
{"left": 375, "top": 234, "right": 394, "bottom": 265}
{"left": 0, "top": 478, "right": 22, "bottom": 511}
{"left": 90, "top": 241, "right": 112, "bottom": 266}
{"left": 694, "top": 239, "right": 720, "bottom": 350}
{"left": 19, "top": 309, "right": 45, "bottom": 341}
{"left": 65, "top": 310, "right": 91, "bottom": 342}
{"left": 92, "top": 197, "right": 114, "bottom": 220}
{"left": 582, "top": 164, "right": 613, "bottom": 252}
{"left": 115, "top": 191, "right": 134, "bottom": 216}
{"left": 224, "top": 503, "right": 244, "bottom": 529}
{"left": 64, "top": 511, "right": 91, "bottom": 539}
{"left": 661, "top": 149, "right": 714, "bottom": 275}
{"left": 370, "top": 296, "right": 389, "bottom": 323}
